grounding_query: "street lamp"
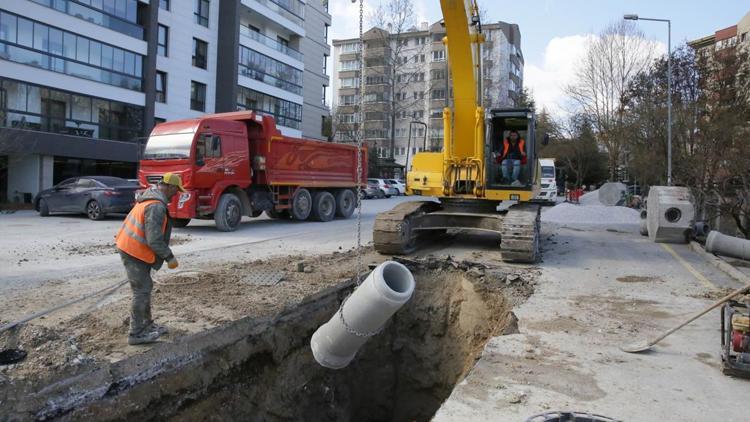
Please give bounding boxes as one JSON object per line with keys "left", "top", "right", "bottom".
{"left": 624, "top": 13, "right": 672, "bottom": 186}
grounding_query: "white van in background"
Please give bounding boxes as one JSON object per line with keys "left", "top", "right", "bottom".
{"left": 536, "top": 159, "right": 557, "bottom": 202}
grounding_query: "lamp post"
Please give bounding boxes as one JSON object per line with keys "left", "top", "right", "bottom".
{"left": 624, "top": 14, "right": 672, "bottom": 186}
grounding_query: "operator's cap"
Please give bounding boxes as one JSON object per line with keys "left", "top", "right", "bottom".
{"left": 161, "top": 172, "right": 186, "bottom": 192}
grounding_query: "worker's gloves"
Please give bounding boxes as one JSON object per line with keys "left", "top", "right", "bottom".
{"left": 167, "top": 257, "right": 179, "bottom": 269}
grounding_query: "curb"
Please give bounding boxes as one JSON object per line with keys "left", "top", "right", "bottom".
{"left": 689, "top": 241, "right": 749, "bottom": 285}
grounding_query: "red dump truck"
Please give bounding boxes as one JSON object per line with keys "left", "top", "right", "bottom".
{"left": 138, "top": 111, "right": 366, "bottom": 231}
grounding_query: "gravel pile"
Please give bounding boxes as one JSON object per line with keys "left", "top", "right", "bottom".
{"left": 579, "top": 190, "right": 601, "bottom": 205}
{"left": 542, "top": 202, "right": 640, "bottom": 226}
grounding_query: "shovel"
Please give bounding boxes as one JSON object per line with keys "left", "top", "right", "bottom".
{"left": 621, "top": 283, "right": 750, "bottom": 353}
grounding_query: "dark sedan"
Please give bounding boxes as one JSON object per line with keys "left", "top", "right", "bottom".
{"left": 34, "top": 176, "right": 140, "bottom": 220}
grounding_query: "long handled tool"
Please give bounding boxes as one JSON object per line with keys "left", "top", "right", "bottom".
{"left": 621, "top": 283, "right": 750, "bottom": 353}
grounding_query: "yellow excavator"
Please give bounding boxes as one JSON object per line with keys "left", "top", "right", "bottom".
{"left": 373, "top": 0, "right": 542, "bottom": 262}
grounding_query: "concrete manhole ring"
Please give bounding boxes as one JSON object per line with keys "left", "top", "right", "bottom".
{"left": 526, "top": 411, "right": 621, "bottom": 422}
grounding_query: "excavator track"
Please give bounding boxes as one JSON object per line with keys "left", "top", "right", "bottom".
{"left": 500, "top": 204, "right": 541, "bottom": 263}
{"left": 373, "top": 201, "right": 440, "bottom": 254}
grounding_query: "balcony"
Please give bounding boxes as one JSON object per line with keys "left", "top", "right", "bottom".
{"left": 241, "top": 0, "right": 305, "bottom": 36}
{"left": 239, "top": 26, "right": 303, "bottom": 63}
{"left": 30, "top": 0, "right": 144, "bottom": 39}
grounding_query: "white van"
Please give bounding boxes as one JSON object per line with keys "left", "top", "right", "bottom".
{"left": 536, "top": 159, "right": 557, "bottom": 202}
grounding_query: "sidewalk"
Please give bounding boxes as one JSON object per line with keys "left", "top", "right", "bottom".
{"left": 434, "top": 223, "right": 748, "bottom": 422}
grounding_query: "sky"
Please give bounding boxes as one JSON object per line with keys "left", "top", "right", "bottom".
{"left": 328, "top": 0, "right": 750, "bottom": 116}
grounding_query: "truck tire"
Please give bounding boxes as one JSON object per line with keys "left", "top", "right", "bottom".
{"left": 291, "top": 188, "right": 312, "bottom": 221}
{"left": 215, "top": 193, "right": 242, "bottom": 232}
{"left": 335, "top": 189, "right": 356, "bottom": 218}
{"left": 266, "top": 209, "right": 290, "bottom": 219}
{"left": 172, "top": 218, "right": 191, "bottom": 228}
{"left": 311, "top": 191, "right": 336, "bottom": 222}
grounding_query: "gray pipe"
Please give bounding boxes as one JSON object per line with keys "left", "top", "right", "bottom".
{"left": 310, "top": 261, "right": 415, "bottom": 369}
{"left": 706, "top": 231, "right": 750, "bottom": 261}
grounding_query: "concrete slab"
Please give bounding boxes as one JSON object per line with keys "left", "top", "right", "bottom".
{"left": 435, "top": 223, "right": 750, "bottom": 422}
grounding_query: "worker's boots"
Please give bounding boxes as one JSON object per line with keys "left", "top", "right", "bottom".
{"left": 128, "top": 326, "right": 164, "bottom": 345}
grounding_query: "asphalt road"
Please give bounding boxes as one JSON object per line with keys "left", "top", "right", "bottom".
{"left": 0, "top": 196, "right": 418, "bottom": 293}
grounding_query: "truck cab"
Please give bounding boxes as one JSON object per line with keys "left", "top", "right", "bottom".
{"left": 535, "top": 158, "right": 557, "bottom": 203}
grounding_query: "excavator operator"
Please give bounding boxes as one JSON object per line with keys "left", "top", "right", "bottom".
{"left": 495, "top": 130, "right": 526, "bottom": 186}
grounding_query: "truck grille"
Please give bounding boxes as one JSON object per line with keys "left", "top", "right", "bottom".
{"left": 146, "top": 175, "right": 162, "bottom": 185}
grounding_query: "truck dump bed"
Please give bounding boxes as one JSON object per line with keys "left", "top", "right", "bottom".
{"left": 212, "top": 111, "right": 366, "bottom": 188}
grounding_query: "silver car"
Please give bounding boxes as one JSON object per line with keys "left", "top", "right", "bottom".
{"left": 367, "top": 178, "right": 398, "bottom": 198}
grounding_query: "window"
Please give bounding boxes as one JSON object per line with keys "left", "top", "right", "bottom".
{"left": 159, "top": 0, "right": 169, "bottom": 10}
{"left": 339, "top": 114, "right": 357, "bottom": 123}
{"left": 196, "top": 134, "right": 221, "bottom": 161}
{"left": 431, "top": 69, "right": 445, "bottom": 80}
{"left": 194, "top": 0, "right": 209, "bottom": 27}
{"left": 238, "top": 46, "right": 303, "bottom": 94}
{"left": 340, "top": 60, "right": 359, "bottom": 71}
{"left": 157, "top": 25, "right": 168, "bottom": 57}
{"left": 420, "top": 54, "right": 425, "bottom": 63}
{"left": 340, "top": 77, "right": 359, "bottom": 88}
{"left": 324, "top": 24, "right": 329, "bottom": 43}
{"left": 338, "top": 94, "right": 357, "bottom": 105}
{"left": 277, "top": 36, "right": 289, "bottom": 48}
{"left": 191, "top": 81, "right": 206, "bottom": 111}
{"left": 340, "top": 42, "right": 359, "bottom": 53}
{"left": 412, "top": 110, "right": 424, "bottom": 119}
{"left": 431, "top": 89, "right": 445, "bottom": 99}
{"left": 236, "top": 86, "right": 302, "bottom": 129}
{"left": 192, "top": 38, "right": 207, "bottom": 69}
{"left": 155, "top": 71, "right": 167, "bottom": 103}
{"left": 430, "top": 108, "right": 442, "bottom": 118}
{"left": 432, "top": 50, "right": 445, "bottom": 62}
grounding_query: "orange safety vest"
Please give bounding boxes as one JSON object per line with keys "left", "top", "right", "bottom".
{"left": 115, "top": 199, "right": 167, "bottom": 264}
{"left": 502, "top": 138, "right": 526, "bottom": 158}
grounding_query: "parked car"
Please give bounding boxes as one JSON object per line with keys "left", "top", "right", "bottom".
{"left": 368, "top": 178, "right": 398, "bottom": 198}
{"left": 360, "top": 181, "right": 385, "bottom": 199}
{"left": 387, "top": 179, "right": 406, "bottom": 195}
{"left": 34, "top": 176, "right": 140, "bottom": 220}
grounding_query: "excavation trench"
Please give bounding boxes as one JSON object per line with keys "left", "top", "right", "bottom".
{"left": 1, "top": 261, "right": 532, "bottom": 421}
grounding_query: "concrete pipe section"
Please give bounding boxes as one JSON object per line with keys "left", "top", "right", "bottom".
{"left": 706, "top": 231, "right": 750, "bottom": 261}
{"left": 640, "top": 210, "right": 648, "bottom": 236}
{"left": 310, "top": 261, "right": 415, "bottom": 369}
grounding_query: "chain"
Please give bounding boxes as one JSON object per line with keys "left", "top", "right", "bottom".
{"left": 354, "top": 0, "right": 365, "bottom": 285}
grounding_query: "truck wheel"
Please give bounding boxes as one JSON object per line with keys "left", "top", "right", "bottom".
{"left": 312, "top": 191, "right": 336, "bottom": 222}
{"left": 335, "top": 189, "right": 356, "bottom": 218}
{"left": 172, "top": 218, "right": 191, "bottom": 228}
{"left": 266, "top": 209, "right": 290, "bottom": 219}
{"left": 215, "top": 193, "right": 242, "bottom": 232}
{"left": 291, "top": 188, "right": 312, "bottom": 221}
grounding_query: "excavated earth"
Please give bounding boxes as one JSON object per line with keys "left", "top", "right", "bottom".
{"left": 0, "top": 251, "right": 537, "bottom": 421}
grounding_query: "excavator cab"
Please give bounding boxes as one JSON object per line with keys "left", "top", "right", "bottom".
{"left": 486, "top": 108, "right": 537, "bottom": 189}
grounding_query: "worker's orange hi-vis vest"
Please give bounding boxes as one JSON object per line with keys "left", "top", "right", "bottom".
{"left": 502, "top": 138, "right": 526, "bottom": 158}
{"left": 115, "top": 200, "right": 167, "bottom": 264}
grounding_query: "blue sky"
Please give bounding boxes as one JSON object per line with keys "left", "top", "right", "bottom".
{"left": 329, "top": 1, "right": 749, "bottom": 114}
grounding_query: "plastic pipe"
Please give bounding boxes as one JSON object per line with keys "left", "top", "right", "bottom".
{"left": 310, "top": 261, "right": 415, "bottom": 369}
{"left": 706, "top": 231, "right": 750, "bottom": 261}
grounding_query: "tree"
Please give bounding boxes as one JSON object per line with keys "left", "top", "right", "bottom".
{"left": 566, "top": 21, "right": 657, "bottom": 180}
{"left": 516, "top": 87, "right": 535, "bottom": 110}
{"left": 367, "top": 0, "right": 432, "bottom": 161}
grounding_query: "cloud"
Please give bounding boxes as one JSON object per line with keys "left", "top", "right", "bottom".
{"left": 525, "top": 34, "right": 667, "bottom": 119}
{"left": 523, "top": 34, "right": 592, "bottom": 118}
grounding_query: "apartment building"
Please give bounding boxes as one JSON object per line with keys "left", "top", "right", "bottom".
{"left": 331, "top": 20, "right": 523, "bottom": 177}
{"left": 0, "top": 0, "right": 331, "bottom": 203}
{"left": 688, "top": 10, "right": 750, "bottom": 52}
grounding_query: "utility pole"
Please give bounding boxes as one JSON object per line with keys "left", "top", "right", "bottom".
{"left": 624, "top": 14, "right": 672, "bottom": 186}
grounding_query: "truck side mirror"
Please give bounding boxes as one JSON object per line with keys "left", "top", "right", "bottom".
{"left": 542, "top": 134, "right": 550, "bottom": 146}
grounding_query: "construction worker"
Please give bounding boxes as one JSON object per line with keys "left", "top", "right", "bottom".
{"left": 115, "top": 173, "right": 184, "bottom": 345}
{"left": 496, "top": 130, "right": 527, "bottom": 186}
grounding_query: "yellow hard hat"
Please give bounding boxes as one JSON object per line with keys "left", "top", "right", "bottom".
{"left": 161, "top": 172, "right": 186, "bottom": 192}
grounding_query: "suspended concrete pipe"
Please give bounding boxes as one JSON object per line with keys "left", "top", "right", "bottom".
{"left": 706, "top": 231, "right": 750, "bottom": 261}
{"left": 310, "top": 261, "right": 415, "bottom": 369}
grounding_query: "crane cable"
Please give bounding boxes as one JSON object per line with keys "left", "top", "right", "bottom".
{"left": 355, "top": 0, "right": 365, "bottom": 285}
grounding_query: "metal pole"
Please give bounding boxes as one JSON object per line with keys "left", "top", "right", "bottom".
{"left": 666, "top": 20, "right": 672, "bottom": 186}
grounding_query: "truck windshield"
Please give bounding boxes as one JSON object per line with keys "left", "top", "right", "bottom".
{"left": 143, "top": 132, "right": 195, "bottom": 160}
{"left": 541, "top": 166, "right": 555, "bottom": 178}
